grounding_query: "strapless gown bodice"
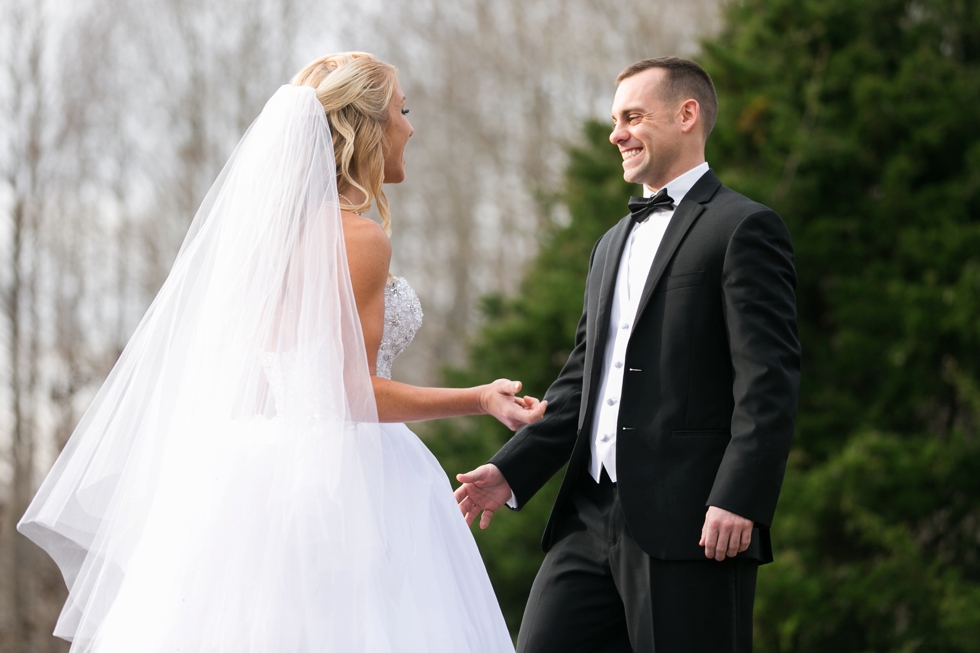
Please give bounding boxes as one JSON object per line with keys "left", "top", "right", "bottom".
{"left": 376, "top": 276, "right": 423, "bottom": 379}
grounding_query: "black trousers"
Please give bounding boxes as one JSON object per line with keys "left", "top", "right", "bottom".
{"left": 516, "top": 469, "right": 758, "bottom": 653}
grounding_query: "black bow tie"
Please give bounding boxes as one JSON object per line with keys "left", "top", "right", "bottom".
{"left": 628, "top": 188, "right": 675, "bottom": 224}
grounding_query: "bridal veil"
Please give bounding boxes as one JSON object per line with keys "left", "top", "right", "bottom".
{"left": 18, "top": 85, "right": 395, "bottom": 650}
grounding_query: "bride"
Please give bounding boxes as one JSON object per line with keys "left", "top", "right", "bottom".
{"left": 18, "top": 52, "right": 544, "bottom": 652}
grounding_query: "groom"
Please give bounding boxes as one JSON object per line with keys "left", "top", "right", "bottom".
{"left": 456, "top": 57, "right": 800, "bottom": 652}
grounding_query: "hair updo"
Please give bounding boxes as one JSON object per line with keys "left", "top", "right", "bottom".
{"left": 291, "top": 52, "right": 398, "bottom": 235}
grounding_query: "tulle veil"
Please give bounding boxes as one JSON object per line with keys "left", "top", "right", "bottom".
{"left": 17, "top": 85, "right": 394, "bottom": 651}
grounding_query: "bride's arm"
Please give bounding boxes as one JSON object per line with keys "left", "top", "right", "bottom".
{"left": 343, "top": 214, "right": 545, "bottom": 427}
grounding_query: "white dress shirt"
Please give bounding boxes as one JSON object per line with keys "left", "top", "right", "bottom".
{"left": 588, "top": 162, "right": 710, "bottom": 482}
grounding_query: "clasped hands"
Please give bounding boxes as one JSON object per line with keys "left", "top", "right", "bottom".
{"left": 454, "top": 464, "right": 753, "bottom": 561}
{"left": 480, "top": 379, "right": 547, "bottom": 431}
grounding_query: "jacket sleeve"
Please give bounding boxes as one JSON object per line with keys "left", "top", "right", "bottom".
{"left": 488, "top": 240, "right": 600, "bottom": 508}
{"left": 708, "top": 208, "right": 801, "bottom": 528}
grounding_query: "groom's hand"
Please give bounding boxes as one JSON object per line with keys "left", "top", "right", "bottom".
{"left": 480, "top": 379, "right": 547, "bottom": 431}
{"left": 455, "top": 464, "right": 512, "bottom": 529}
{"left": 700, "top": 506, "right": 753, "bottom": 561}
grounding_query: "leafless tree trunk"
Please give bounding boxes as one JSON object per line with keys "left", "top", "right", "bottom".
{"left": 0, "top": 1, "right": 66, "bottom": 649}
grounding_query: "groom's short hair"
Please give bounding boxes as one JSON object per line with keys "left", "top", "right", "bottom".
{"left": 617, "top": 57, "right": 718, "bottom": 138}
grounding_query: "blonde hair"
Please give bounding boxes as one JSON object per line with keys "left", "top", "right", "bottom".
{"left": 291, "top": 52, "right": 398, "bottom": 235}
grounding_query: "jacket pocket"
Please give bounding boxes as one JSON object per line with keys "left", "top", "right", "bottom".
{"left": 671, "top": 429, "right": 730, "bottom": 437}
{"left": 665, "top": 270, "right": 705, "bottom": 291}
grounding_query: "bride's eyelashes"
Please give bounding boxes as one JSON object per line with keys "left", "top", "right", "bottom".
{"left": 401, "top": 108, "right": 410, "bottom": 115}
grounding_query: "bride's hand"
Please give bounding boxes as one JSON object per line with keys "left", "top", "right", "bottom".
{"left": 479, "top": 379, "right": 547, "bottom": 431}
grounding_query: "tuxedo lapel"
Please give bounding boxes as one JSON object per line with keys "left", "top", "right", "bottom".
{"left": 593, "top": 217, "right": 633, "bottom": 355}
{"left": 633, "top": 170, "right": 722, "bottom": 321}
{"left": 578, "top": 215, "right": 633, "bottom": 416}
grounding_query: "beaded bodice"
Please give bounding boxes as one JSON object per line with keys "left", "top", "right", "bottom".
{"left": 376, "top": 276, "right": 423, "bottom": 380}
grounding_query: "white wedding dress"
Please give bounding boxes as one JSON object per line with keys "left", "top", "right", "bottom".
{"left": 18, "top": 86, "right": 515, "bottom": 653}
{"left": 87, "top": 277, "right": 513, "bottom": 652}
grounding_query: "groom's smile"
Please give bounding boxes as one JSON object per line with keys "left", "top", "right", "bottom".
{"left": 621, "top": 147, "right": 643, "bottom": 161}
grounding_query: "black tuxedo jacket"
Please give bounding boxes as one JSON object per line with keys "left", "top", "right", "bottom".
{"left": 490, "top": 170, "right": 800, "bottom": 563}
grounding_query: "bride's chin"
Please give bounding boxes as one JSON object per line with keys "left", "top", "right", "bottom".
{"left": 384, "top": 169, "right": 406, "bottom": 184}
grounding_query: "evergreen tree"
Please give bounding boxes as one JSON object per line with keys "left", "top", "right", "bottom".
{"left": 700, "top": 0, "right": 980, "bottom": 649}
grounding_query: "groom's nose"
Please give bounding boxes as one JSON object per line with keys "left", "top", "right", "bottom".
{"left": 610, "top": 122, "right": 627, "bottom": 145}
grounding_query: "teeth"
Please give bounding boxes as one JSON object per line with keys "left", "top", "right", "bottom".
{"left": 622, "top": 149, "right": 641, "bottom": 160}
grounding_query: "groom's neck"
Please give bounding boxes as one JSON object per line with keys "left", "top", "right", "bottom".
{"left": 643, "top": 151, "right": 706, "bottom": 194}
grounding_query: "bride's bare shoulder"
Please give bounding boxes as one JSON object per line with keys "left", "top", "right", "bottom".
{"left": 342, "top": 212, "right": 391, "bottom": 287}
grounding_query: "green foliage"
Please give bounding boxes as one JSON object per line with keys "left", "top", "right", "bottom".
{"left": 423, "top": 121, "right": 640, "bottom": 633}
{"left": 428, "top": 0, "right": 980, "bottom": 647}
{"left": 700, "top": 0, "right": 980, "bottom": 649}
{"left": 702, "top": 0, "right": 980, "bottom": 454}
{"left": 757, "top": 432, "right": 980, "bottom": 652}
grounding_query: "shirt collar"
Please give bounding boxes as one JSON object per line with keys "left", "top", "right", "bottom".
{"left": 642, "top": 161, "right": 710, "bottom": 205}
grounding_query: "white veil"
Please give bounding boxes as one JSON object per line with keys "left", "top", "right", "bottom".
{"left": 18, "top": 85, "right": 389, "bottom": 651}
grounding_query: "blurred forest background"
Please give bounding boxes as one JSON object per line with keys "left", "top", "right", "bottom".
{"left": 1, "top": 0, "right": 978, "bottom": 651}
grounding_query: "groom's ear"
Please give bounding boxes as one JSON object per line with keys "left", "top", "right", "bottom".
{"left": 677, "top": 98, "right": 701, "bottom": 135}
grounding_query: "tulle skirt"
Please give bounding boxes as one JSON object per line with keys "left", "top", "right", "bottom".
{"left": 27, "top": 417, "right": 514, "bottom": 653}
